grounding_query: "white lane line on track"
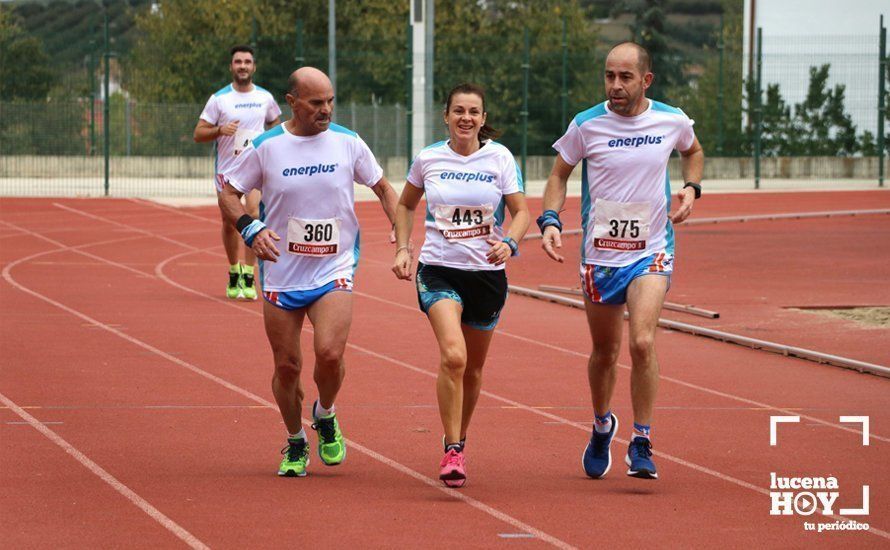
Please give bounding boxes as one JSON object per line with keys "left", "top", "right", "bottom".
{"left": 2, "top": 220, "right": 156, "bottom": 278}
{"left": 4, "top": 231, "right": 575, "bottom": 549}
{"left": 154, "top": 250, "right": 890, "bottom": 543}
{"left": 38, "top": 203, "right": 890, "bottom": 542}
{"left": 52, "top": 201, "right": 890, "bottom": 442}
{"left": 352, "top": 290, "right": 890, "bottom": 445}
{"left": 0, "top": 232, "right": 211, "bottom": 550}
{"left": 0, "top": 392, "right": 210, "bottom": 550}
{"left": 55, "top": 201, "right": 890, "bottom": 445}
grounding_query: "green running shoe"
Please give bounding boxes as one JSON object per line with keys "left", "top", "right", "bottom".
{"left": 240, "top": 271, "right": 258, "bottom": 301}
{"left": 226, "top": 266, "right": 242, "bottom": 299}
{"left": 278, "top": 437, "right": 309, "bottom": 477}
{"left": 311, "top": 401, "right": 346, "bottom": 466}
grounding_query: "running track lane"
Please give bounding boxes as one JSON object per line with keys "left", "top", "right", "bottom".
{"left": 0, "top": 197, "right": 877, "bottom": 544}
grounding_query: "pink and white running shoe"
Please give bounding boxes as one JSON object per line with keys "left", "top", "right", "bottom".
{"left": 439, "top": 448, "right": 467, "bottom": 488}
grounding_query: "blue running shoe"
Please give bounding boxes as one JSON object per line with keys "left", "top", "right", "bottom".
{"left": 582, "top": 413, "right": 618, "bottom": 478}
{"left": 625, "top": 436, "right": 658, "bottom": 479}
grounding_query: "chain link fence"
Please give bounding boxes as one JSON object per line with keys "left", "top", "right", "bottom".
{"left": 1, "top": 7, "right": 886, "bottom": 197}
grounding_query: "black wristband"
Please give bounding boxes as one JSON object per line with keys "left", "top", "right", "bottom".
{"left": 683, "top": 182, "right": 702, "bottom": 199}
{"left": 236, "top": 214, "right": 255, "bottom": 233}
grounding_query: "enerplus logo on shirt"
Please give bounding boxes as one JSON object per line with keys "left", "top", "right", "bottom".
{"left": 607, "top": 135, "right": 665, "bottom": 148}
{"left": 282, "top": 164, "right": 338, "bottom": 177}
{"left": 439, "top": 171, "right": 495, "bottom": 183}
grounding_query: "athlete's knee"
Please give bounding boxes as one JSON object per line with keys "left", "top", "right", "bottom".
{"left": 314, "top": 342, "right": 345, "bottom": 368}
{"left": 273, "top": 355, "right": 302, "bottom": 384}
{"left": 463, "top": 364, "right": 483, "bottom": 384}
{"left": 440, "top": 344, "right": 467, "bottom": 374}
{"left": 629, "top": 333, "right": 656, "bottom": 362}
{"left": 591, "top": 342, "right": 620, "bottom": 369}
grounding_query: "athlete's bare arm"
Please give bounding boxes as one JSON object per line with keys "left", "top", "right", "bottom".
{"left": 371, "top": 176, "right": 399, "bottom": 229}
{"left": 670, "top": 136, "right": 704, "bottom": 224}
{"left": 486, "top": 191, "right": 530, "bottom": 266}
{"left": 194, "top": 119, "right": 239, "bottom": 142}
{"left": 392, "top": 183, "right": 425, "bottom": 281}
{"left": 541, "top": 155, "right": 576, "bottom": 263}
{"left": 218, "top": 182, "right": 280, "bottom": 261}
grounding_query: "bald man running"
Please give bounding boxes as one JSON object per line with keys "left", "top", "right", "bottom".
{"left": 219, "top": 67, "right": 399, "bottom": 477}
{"left": 538, "top": 42, "right": 704, "bottom": 480}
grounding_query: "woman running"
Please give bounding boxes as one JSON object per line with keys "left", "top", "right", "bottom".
{"left": 392, "top": 83, "right": 529, "bottom": 487}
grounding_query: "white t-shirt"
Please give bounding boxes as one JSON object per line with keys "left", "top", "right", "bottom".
{"left": 199, "top": 83, "right": 282, "bottom": 175}
{"left": 407, "top": 140, "right": 523, "bottom": 271}
{"left": 221, "top": 123, "right": 384, "bottom": 291}
{"left": 553, "top": 99, "right": 695, "bottom": 267}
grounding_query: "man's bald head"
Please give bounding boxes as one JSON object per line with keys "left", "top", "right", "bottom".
{"left": 287, "top": 66, "right": 333, "bottom": 98}
{"left": 285, "top": 66, "right": 335, "bottom": 136}
{"left": 607, "top": 42, "right": 652, "bottom": 76}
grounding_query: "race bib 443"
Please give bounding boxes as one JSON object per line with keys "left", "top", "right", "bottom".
{"left": 591, "top": 199, "right": 651, "bottom": 252}
{"left": 434, "top": 204, "right": 494, "bottom": 242}
{"left": 287, "top": 217, "right": 340, "bottom": 256}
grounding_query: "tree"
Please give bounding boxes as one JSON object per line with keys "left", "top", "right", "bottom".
{"left": 673, "top": 0, "right": 744, "bottom": 156}
{"left": 743, "top": 64, "right": 861, "bottom": 157}
{"left": 792, "top": 65, "right": 857, "bottom": 156}
{"left": 126, "top": 0, "right": 409, "bottom": 104}
{"left": 611, "top": 0, "right": 682, "bottom": 102}
{"left": 125, "top": 0, "right": 598, "bottom": 155}
{"left": 433, "top": 0, "right": 599, "bottom": 154}
{"left": 0, "top": 8, "right": 55, "bottom": 100}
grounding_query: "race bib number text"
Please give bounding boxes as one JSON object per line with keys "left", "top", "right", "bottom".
{"left": 591, "top": 199, "right": 651, "bottom": 251}
{"left": 287, "top": 217, "right": 340, "bottom": 256}
{"left": 434, "top": 204, "right": 494, "bottom": 241}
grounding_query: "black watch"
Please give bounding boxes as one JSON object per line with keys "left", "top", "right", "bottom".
{"left": 683, "top": 182, "right": 702, "bottom": 199}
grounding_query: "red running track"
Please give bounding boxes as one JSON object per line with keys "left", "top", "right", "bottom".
{"left": 0, "top": 192, "right": 887, "bottom": 549}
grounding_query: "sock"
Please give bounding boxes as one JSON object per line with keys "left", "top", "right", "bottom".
{"left": 288, "top": 428, "right": 307, "bottom": 441}
{"left": 445, "top": 443, "right": 462, "bottom": 453}
{"left": 594, "top": 411, "right": 613, "bottom": 434}
{"left": 241, "top": 264, "right": 254, "bottom": 275}
{"left": 314, "top": 401, "right": 335, "bottom": 418}
{"left": 459, "top": 437, "right": 466, "bottom": 451}
{"left": 229, "top": 264, "right": 240, "bottom": 274}
{"left": 632, "top": 422, "right": 651, "bottom": 441}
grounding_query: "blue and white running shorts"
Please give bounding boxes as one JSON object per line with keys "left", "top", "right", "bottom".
{"left": 579, "top": 252, "right": 672, "bottom": 305}
{"left": 262, "top": 278, "right": 352, "bottom": 311}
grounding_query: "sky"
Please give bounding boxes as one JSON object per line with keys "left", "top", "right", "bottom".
{"left": 743, "top": 0, "right": 888, "bottom": 134}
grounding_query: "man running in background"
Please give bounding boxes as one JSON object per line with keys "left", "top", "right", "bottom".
{"left": 194, "top": 44, "right": 281, "bottom": 300}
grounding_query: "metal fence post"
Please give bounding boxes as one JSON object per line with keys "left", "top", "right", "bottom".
{"left": 125, "top": 99, "right": 131, "bottom": 156}
{"left": 373, "top": 97, "right": 380, "bottom": 152}
{"left": 395, "top": 103, "right": 402, "bottom": 158}
{"left": 561, "top": 16, "right": 568, "bottom": 130}
{"left": 521, "top": 28, "right": 530, "bottom": 179}
{"left": 879, "top": 15, "right": 886, "bottom": 187}
{"left": 754, "top": 27, "right": 762, "bottom": 190}
{"left": 103, "top": 11, "right": 110, "bottom": 196}
{"left": 88, "top": 46, "right": 96, "bottom": 156}
{"left": 295, "top": 20, "right": 304, "bottom": 68}
{"left": 717, "top": 12, "right": 725, "bottom": 156}
{"left": 405, "top": 19, "right": 413, "bottom": 161}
